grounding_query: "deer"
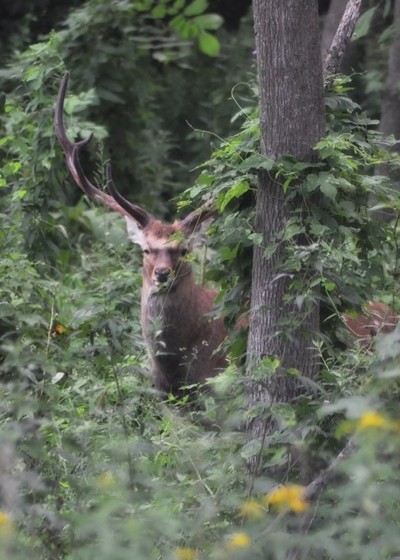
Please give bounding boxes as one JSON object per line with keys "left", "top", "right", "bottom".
{"left": 54, "top": 72, "right": 228, "bottom": 397}
{"left": 343, "top": 301, "right": 398, "bottom": 350}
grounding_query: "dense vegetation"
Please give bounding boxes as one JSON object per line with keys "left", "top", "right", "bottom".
{"left": 1, "top": 1, "right": 400, "bottom": 559}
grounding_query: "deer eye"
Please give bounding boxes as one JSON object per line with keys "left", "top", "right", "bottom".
{"left": 143, "top": 249, "right": 150, "bottom": 255}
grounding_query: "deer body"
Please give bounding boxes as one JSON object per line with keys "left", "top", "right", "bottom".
{"left": 55, "top": 73, "right": 227, "bottom": 396}
{"left": 343, "top": 301, "right": 398, "bottom": 349}
{"left": 131, "top": 218, "right": 227, "bottom": 394}
{"left": 142, "top": 282, "right": 226, "bottom": 394}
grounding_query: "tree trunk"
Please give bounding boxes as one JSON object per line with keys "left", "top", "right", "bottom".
{"left": 380, "top": 0, "right": 400, "bottom": 145}
{"left": 246, "top": 0, "right": 325, "bottom": 441}
{"left": 323, "top": 0, "right": 362, "bottom": 81}
{"left": 372, "top": 0, "right": 400, "bottom": 221}
{"left": 320, "top": 0, "right": 348, "bottom": 58}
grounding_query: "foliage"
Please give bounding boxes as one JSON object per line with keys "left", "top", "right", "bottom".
{"left": 1, "top": 0, "right": 253, "bottom": 219}
{"left": 1, "top": 2, "right": 400, "bottom": 560}
{"left": 186, "top": 76, "right": 400, "bottom": 352}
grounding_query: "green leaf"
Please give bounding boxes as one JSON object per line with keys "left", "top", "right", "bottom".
{"left": 320, "top": 396, "right": 373, "bottom": 418}
{"left": 151, "top": 4, "right": 166, "bottom": 18}
{"left": 196, "top": 171, "right": 215, "bottom": 186}
{"left": 198, "top": 32, "right": 220, "bottom": 56}
{"left": 218, "top": 180, "right": 249, "bottom": 211}
{"left": 238, "top": 154, "right": 274, "bottom": 172}
{"left": 240, "top": 439, "right": 262, "bottom": 459}
{"left": 2, "top": 161, "right": 22, "bottom": 177}
{"left": 193, "top": 14, "right": 223, "bottom": 30}
{"left": 352, "top": 7, "right": 377, "bottom": 41}
{"left": 96, "top": 88, "right": 124, "bottom": 104}
{"left": 319, "top": 175, "right": 338, "bottom": 200}
{"left": 271, "top": 403, "right": 297, "bottom": 426}
{"left": 220, "top": 245, "right": 239, "bottom": 261}
{"left": 184, "top": 0, "right": 207, "bottom": 16}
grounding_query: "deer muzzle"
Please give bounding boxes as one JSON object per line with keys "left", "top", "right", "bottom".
{"left": 154, "top": 267, "right": 172, "bottom": 285}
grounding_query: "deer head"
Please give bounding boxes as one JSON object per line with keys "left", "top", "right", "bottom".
{"left": 54, "top": 73, "right": 215, "bottom": 286}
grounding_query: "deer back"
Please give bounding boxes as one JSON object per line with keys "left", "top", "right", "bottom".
{"left": 343, "top": 301, "right": 398, "bottom": 349}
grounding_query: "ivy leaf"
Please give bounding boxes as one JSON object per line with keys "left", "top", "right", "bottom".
{"left": 320, "top": 176, "right": 338, "bottom": 200}
{"left": 218, "top": 180, "right": 249, "bottom": 211}
{"left": 240, "top": 439, "right": 262, "bottom": 459}
{"left": 238, "top": 154, "right": 274, "bottom": 172}
{"left": 220, "top": 245, "right": 239, "bottom": 261}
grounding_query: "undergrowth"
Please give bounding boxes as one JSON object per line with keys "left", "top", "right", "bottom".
{"left": 0, "top": 30, "right": 400, "bottom": 560}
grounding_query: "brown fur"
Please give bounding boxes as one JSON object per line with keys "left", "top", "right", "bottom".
{"left": 343, "top": 301, "right": 398, "bottom": 349}
{"left": 138, "top": 221, "right": 227, "bottom": 395}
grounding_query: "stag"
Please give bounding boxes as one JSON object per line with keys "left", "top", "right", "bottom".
{"left": 54, "top": 72, "right": 227, "bottom": 396}
{"left": 343, "top": 301, "right": 398, "bottom": 350}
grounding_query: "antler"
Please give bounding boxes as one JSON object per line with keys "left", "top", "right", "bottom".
{"left": 180, "top": 200, "right": 216, "bottom": 231}
{"left": 54, "top": 72, "right": 151, "bottom": 228}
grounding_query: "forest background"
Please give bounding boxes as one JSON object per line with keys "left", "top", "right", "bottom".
{"left": 1, "top": 0, "right": 400, "bottom": 559}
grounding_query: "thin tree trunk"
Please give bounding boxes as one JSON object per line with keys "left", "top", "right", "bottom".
{"left": 320, "top": 0, "right": 348, "bottom": 59}
{"left": 247, "top": 0, "right": 325, "bottom": 442}
{"left": 323, "top": 0, "right": 363, "bottom": 81}
{"left": 380, "top": 0, "right": 400, "bottom": 145}
{"left": 372, "top": 0, "right": 400, "bottom": 221}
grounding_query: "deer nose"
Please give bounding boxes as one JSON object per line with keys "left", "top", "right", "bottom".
{"left": 154, "top": 267, "right": 172, "bottom": 284}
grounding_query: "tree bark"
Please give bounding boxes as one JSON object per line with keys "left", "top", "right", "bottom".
{"left": 379, "top": 0, "right": 400, "bottom": 146}
{"left": 247, "top": 1, "right": 325, "bottom": 442}
{"left": 323, "top": 0, "right": 363, "bottom": 82}
{"left": 320, "top": 0, "right": 348, "bottom": 59}
{"left": 372, "top": 0, "right": 400, "bottom": 221}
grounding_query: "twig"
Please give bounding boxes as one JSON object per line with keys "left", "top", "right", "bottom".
{"left": 323, "top": 0, "right": 363, "bottom": 83}
{"left": 304, "top": 438, "right": 356, "bottom": 500}
{"left": 285, "top": 438, "right": 357, "bottom": 560}
{"left": 46, "top": 291, "right": 57, "bottom": 356}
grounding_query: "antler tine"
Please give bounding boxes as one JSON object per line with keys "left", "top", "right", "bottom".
{"left": 55, "top": 72, "right": 151, "bottom": 221}
{"left": 54, "top": 72, "right": 93, "bottom": 154}
{"left": 180, "top": 200, "right": 217, "bottom": 230}
{"left": 106, "top": 165, "right": 151, "bottom": 228}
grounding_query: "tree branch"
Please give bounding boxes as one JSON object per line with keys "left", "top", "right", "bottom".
{"left": 323, "top": 0, "right": 363, "bottom": 83}
{"left": 304, "top": 438, "right": 356, "bottom": 500}
{"left": 285, "top": 438, "right": 357, "bottom": 560}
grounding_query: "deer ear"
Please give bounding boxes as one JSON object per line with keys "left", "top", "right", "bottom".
{"left": 180, "top": 204, "right": 216, "bottom": 247}
{"left": 125, "top": 216, "right": 145, "bottom": 247}
{"left": 180, "top": 217, "right": 214, "bottom": 249}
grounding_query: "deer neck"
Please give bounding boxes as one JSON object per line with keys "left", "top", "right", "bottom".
{"left": 141, "top": 272, "right": 200, "bottom": 319}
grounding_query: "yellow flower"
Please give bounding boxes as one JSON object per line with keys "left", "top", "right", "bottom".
{"left": 357, "top": 411, "right": 389, "bottom": 430}
{"left": 289, "top": 498, "right": 309, "bottom": 513}
{"left": 264, "top": 484, "right": 309, "bottom": 513}
{"left": 175, "top": 547, "right": 197, "bottom": 560}
{"left": 98, "top": 472, "right": 116, "bottom": 487}
{"left": 0, "top": 512, "right": 14, "bottom": 534}
{"left": 226, "top": 532, "right": 251, "bottom": 549}
{"left": 53, "top": 323, "right": 67, "bottom": 335}
{"left": 239, "top": 499, "right": 264, "bottom": 519}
